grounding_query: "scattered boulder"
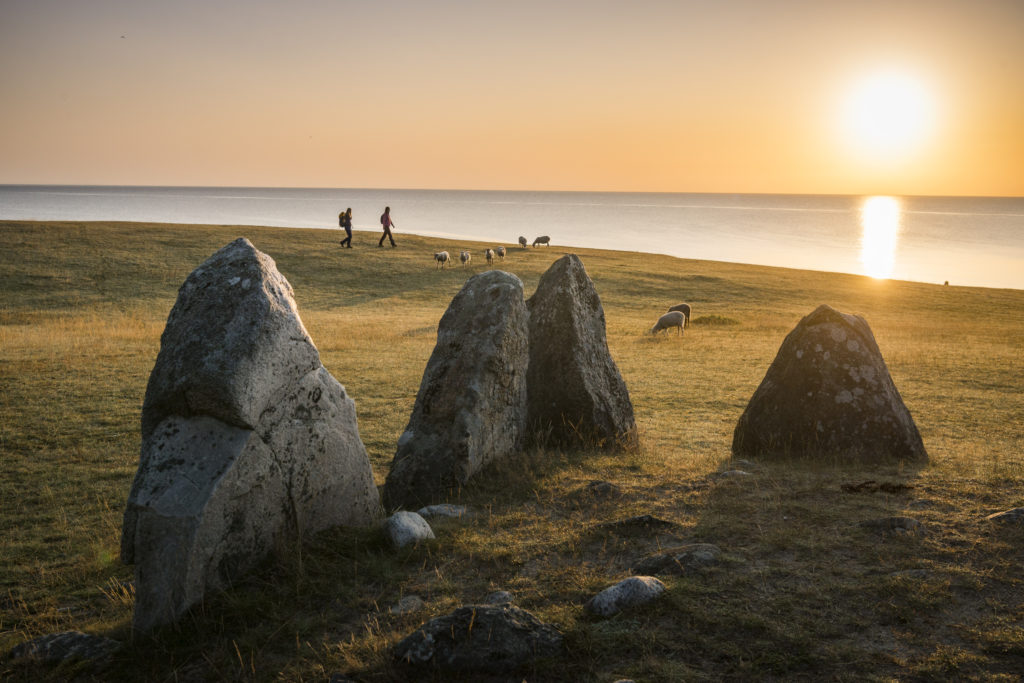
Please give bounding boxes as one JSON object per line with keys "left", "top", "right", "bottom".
{"left": 584, "top": 480, "right": 623, "bottom": 499}
{"left": 732, "top": 305, "right": 927, "bottom": 464}
{"left": 121, "top": 238, "right": 381, "bottom": 633}
{"left": 389, "top": 595, "right": 426, "bottom": 615}
{"left": 526, "top": 254, "right": 637, "bottom": 450}
{"left": 416, "top": 504, "right": 470, "bottom": 519}
{"left": 483, "top": 590, "right": 515, "bottom": 604}
{"left": 383, "top": 271, "right": 529, "bottom": 509}
{"left": 393, "top": 604, "right": 564, "bottom": 673}
{"left": 585, "top": 576, "right": 666, "bottom": 617}
{"left": 8, "top": 631, "right": 119, "bottom": 664}
{"left": 985, "top": 507, "right": 1024, "bottom": 524}
{"left": 386, "top": 511, "right": 436, "bottom": 548}
{"left": 632, "top": 543, "right": 723, "bottom": 575}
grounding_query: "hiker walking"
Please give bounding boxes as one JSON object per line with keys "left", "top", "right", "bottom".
{"left": 339, "top": 208, "right": 353, "bottom": 248}
{"left": 378, "top": 206, "right": 397, "bottom": 248}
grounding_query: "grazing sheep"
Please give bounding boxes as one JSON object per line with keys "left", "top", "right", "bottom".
{"left": 650, "top": 311, "right": 685, "bottom": 336}
{"left": 485, "top": 248, "right": 495, "bottom": 265}
{"left": 459, "top": 250, "right": 471, "bottom": 267}
{"left": 532, "top": 235, "right": 551, "bottom": 247}
{"left": 434, "top": 251, "right": 450, "bottom": 269}
{"left": 519, "top": 236, "right": 528, "bottom": 249}
{"left": 496, "top": 246, "right": 506, "bottom": 260}
{"left": 667, "top": 303, "right": 691, "bottom": 326}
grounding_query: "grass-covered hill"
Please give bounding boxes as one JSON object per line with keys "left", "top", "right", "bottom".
{"left": 1, "top": 220, "right": 1022, "bottom": 681}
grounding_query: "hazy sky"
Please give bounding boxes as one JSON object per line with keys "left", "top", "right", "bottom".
{"left": 1, "top": 0, "right": 1021, "bottom": 195}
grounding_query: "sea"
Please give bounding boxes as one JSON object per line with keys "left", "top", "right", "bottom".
{"left": 1, "top": 185, "right": 1022, "bottom": 290}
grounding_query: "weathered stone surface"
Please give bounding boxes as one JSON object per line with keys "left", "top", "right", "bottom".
{"left": 121, "top": 238, "right": 380, "bottom": 633}
{"left": 386, "top": 511, "right": 435, "bottom": 548}
{"left": 585, "top": 576, "right": 666, "bottom": 617}
{"left": 9, "top": 631, "right": 119, "bottom": 664}
{"left": 632, "top": 543, "right": 723, "bottom": 575}
{"left": 483, "top": 590, "right": 515, "bottom": 604}
{"left": 527, "top": 254, "right": 637, "bottom": 450}
{"left": 393, "top": 604, "right": 563, "bottom": 672}
{"left": 389, "top": 595, "right": 426, "bottom": 615}
{"left": 383, "top": 271, "right": 529, "bottom": 509}
{"left": 732, "top": 305, "right": 927, "bottom": 464}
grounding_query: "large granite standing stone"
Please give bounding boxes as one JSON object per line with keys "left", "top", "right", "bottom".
{"left": 122, "top": 238, "right": 380, "bottom": 633}
{"left": 526, "top": 254, "right": 637, "bottom": 450}
{"left": 732, "top": 304, "right": 927, "bottom": 464}
{"left": 383, "top": 271, "right": 529, "bottom": 509}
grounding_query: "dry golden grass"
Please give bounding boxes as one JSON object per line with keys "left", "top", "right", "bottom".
{"left": 1, "top": 220, "right": 1022, "bottom": 681}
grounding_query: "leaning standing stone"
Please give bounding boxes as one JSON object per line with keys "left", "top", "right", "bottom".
{"left": 121, "top": 238, "right": 381, "bottom": 633}
{"left": 585, "top": 576, "right": 666, "bottom": 617}
{"left": 732, "top": 304, "right": 927, "bottom": 464}
{"left": 383, "top": 271, "right": 529, "bottom": 509}
{"left": 526, "top": 254, "right": 637, "bottom": 450}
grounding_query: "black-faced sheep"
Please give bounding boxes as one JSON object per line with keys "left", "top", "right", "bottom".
{"left": 650, "top": 311, "right": 685, "bottom": 336}
{"left": 667, "top": 303, "right": 691, "bottom": 326}
{"left": 459, "top": 250, "right": 471, "bottom": 267}
{"left": 496, "top": 246, "right": 506, "bottom": 260}
{"left": 434, "top": 251, "right": 450, "bottom": 269}
{"left": 485, "top": 248, "right": 495, "bottom": 265}
{"left": 518, "top": 236, "right": 528, "bottom": 249}
{"left": 532, "top": 235, "right": 551, "bottom": 247}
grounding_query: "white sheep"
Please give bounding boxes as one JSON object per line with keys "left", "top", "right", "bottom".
{"left": 434, "top": 251, "right": 450, "bottom": 269}
{"left": 496, "top": 246, "right": 506, "bottom": 260}
{"left": 518, "top": 236, "right": 528, "bottom": 249}
{"left": 532, "top": 235, "right": 551, "bottom": 247}
{"left": 650, "top": 311, "right": 685, "bottom": 336}
{"left": 460, "top": 250, "right": 471, "bottom": 267}
{"left": 485, "top": 248, "right": 495, "bottom": 265}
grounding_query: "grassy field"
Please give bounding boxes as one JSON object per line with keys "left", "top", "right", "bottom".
{"left": 1, "top": 219, "right": 1022, "bottom": 682}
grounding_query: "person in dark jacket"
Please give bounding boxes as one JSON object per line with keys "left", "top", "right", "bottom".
{"left": 339, "top": 208, "right": 353, "bottom": 248}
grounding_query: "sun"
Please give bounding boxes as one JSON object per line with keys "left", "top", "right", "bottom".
{"left": 842, "top": 70, "right": 936, "bottom": 161}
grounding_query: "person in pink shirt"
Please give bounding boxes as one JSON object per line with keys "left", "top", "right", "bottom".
{"left": 378, "top": 206, "right": 397, "bottom": 248}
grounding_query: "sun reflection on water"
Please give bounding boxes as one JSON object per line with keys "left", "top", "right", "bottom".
{"left": 860, "top": 196, "right": 901, "bottom": 279}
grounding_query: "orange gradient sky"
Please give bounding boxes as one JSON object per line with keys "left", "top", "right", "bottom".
{"left": 1, "top": 0, "right": 1022, "bottom": 195}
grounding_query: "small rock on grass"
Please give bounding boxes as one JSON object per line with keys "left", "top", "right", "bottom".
{"left": 483, "top": 590, "right": 514, "bottom": 604}
{"left": 585, "top": 576, "right": 666, "bottom": 617}
{"left": 632, "top": 543, "right": 723, "bottom": 575}
{"left": 416, "top": 503, "right": 469, "bottom": 519}
{"left": 9, "top": 631, "right": 119, "bottom": 663}
{"left": 393, "top": 604, "right": 563, "bottom": 673}
{"left": 385, "top": 511, "right": 435, "bottom": 548}
{"left": 985, "top": 507, "right": 1024, "bottom": 524}
{"left": 389, "top": 595, "right": 425, "bottom": 615}
{"left": 859, "top": 516, "right": 925, "bottom": 536}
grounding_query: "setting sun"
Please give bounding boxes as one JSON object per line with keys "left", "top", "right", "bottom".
{"left": 843, "top": 70, "right": 937, "bottom": 162}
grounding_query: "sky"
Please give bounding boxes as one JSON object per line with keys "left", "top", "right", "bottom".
{"left": 1, "top": 0, "right": 1022, "bottom": 196}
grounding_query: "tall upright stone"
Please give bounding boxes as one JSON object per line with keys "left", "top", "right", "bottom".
{"left": 732, "top": 304, "right": 927, "bottom": 464}
{"left": 383, "top": 271, "right": 529, "bottom": 509}
{"left": 122, "top": 238, "right": 381, "bottom": 633}
{"left": 526, "top": 254, "right": 637, "bottom": 450}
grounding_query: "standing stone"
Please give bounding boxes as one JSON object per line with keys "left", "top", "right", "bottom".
{"left": 526, "top": 254, "right": 637, "bottom": 450}
{"left": 121, "top": 238, "right": 380, "bottom": 633}
{"left": 383, "top": 271, "right": 529, "bottom": 509}
{"left": 732, "top": 305, "right": 927, "bottom": 464}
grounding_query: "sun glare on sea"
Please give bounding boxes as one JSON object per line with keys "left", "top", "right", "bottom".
{"left": 860, "top": 196, "right": 902, "bottom": 279}
{"left": 843, "top": 70, "right": 936, "bottom": 161}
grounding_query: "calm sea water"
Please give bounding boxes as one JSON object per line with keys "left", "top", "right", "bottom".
{"left": 1, "top": 185, "right": 1022, "bottom": 290}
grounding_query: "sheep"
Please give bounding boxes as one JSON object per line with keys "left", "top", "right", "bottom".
{"left": 496, "top": 246, "right": 506, "bottom": 260}
{"left": 434, "top": 251, "right": 450, "bottom": 269}
{"left": 532, "top": 235, "right": 551, "bottom": 247}
{"left": 518, "top": 236, "right": 528, "bottom": 249}
{"left": 485, "top": 248, "right": 495, "bottom": 265}
{"left": 667, "top": 303, "right": 691, "bottom": 327}
{"left": 459, "top": 250, "right": 471, "bottom": 267}
{"left": 650, "top": 310, "right": 685, "bottom": 336}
